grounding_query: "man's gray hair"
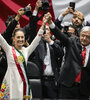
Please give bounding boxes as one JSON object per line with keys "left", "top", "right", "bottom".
{"left": 81, "top": 26, "right": 90, "bottom": 32}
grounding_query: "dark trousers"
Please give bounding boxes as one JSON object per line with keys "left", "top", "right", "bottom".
{"left": 59, "top": 83, "right": 89, "bottom": 100}
{"left": 42, "top": 76, "right": 58, "bottom": 99}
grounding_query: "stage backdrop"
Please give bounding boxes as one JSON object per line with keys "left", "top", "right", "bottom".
{"left": 0, "top": 0, "right": 90, "bottom": 33}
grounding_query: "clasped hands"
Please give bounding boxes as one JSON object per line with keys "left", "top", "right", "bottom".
{"left": 42, "top": 12, "right": 53, "bottom": 25}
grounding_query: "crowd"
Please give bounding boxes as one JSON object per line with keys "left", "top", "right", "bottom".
{"left": 0, "top": 0, "right": 90, "bottom": 100}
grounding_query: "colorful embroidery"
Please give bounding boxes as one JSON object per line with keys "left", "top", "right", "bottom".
{"left": 12, "top": 46, "right": 31, "bottom": 97}
{"left": 16, "top": 56, "right": 24, "bottom": 64}
{"left": 0, "top": 80, "right": 9, "bottom": 99}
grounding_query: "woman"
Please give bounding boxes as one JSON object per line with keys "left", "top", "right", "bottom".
{"left": 0, "top": 22, "right": 45, "bottom": 99}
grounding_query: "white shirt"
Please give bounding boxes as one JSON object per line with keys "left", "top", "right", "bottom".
{"left": 83, "top": 44, "right": 90, "bottom": 67}
{"left": 43, "top": 43, "right": 54, "bottom": 76}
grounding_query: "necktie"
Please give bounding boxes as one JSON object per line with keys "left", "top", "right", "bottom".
{"left": 43, "top": 64, "right": 46, "bottom": 70}
{"left": 82, "top": 46, "right": 86, "bottom": 65}
{"left": 75, "top": 46, "right": 86, "bottom": 82}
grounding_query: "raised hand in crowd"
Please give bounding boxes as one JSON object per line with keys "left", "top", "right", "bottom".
{"left": 15, "top": 8, "right": 25, "bottom": 21}
{"left": 34, "top": 0, "right": 42, "bottom": 11}
{"left": 55, "top": 4, "right": 85, "bottom": 36}
{"left": 9, "top": 4, "right": 32, "bottom": 25}
{"left": 72, "top": 9, "right": 84, "bottom": 21}
{"left": 39, "top": 14, "right": 48, "bottom": 30}
{"left": 62, "top": 7, "right": 74, "bottom": 17}
{"left": 41, "top": 16, "right": 52, "bottom": 43}
{"left": 61, "top": 6, "right": 84, "bottom": 18}
{"left": 43, "top": 12, "right": 53, "bottom": 25}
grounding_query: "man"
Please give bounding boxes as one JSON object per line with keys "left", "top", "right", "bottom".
{"left": 45, "top": 12, "right": 90, "bottom": 99}
{"left": 55, "top": 6, "right": 86, "bottom": 36}
{"left": 32, "top": 23, "right": 64, "bottom": 99}
{"left": 26, "top": 1, "right": 63, "bottom": 98}
{"left": 62, "top": 24, "right": 78, "bottom": 37}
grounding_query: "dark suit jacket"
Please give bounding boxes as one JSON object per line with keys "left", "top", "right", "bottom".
{"left": 32, "top": 38, "right": 64, "bottom": 82}
{"left": 50, "top": 25, "right": 90, "bottom": 96}
{"left": 0, "top": 51, "right": 7, "bottom": 88}
{"left": 54, "top": 18, "right": 63, "bottom": 30}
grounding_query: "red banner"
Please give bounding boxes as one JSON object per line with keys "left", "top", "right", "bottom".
{"left": 0, "top": 0, "right": 55, "bottom": 33}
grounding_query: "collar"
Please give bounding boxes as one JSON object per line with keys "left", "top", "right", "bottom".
{"left": 82, "top": 44, "right": 90, "bottom": 50}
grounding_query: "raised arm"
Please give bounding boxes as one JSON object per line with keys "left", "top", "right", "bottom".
{"left": 42, "top": 29, "right": 64, "bottom": 58}
{"left": 1, "top": 8, "right": 25, "bottom": 45}
{"left": 0, "top": 34, "right": 10, "bottom": 53}
{"left": 23, "top": 0, "right": 42, "bottom": 44}
{"left": 45, "top": 12, "right": 70, "bottom": 46}
{"left": 54, "top": 7, "right": 74, "bottom": 29}
{"left": 26, "top": 15, "right": 47, "bottom": 57}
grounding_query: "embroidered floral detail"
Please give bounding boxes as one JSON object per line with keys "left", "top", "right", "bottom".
{"left": 16, "top": 56, "right": 24, "bottom": 64}
{"left": 0, "top": 80, "right": 9, "bottom": 99}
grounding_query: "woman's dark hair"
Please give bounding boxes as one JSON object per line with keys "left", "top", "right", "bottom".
{"left": 12, "top": 28, "right": 25, "bottom": 37}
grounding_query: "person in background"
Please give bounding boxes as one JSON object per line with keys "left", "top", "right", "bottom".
{"left": 62, "top": 24, "right": 78, "bottom": 37}
{"left": 55, "top": 6, "right": 86, "bottom": 36}
{"left": 42, "top": 25, "right": 63, "bottom": 99}
{"left": 2, "top": 7, "right": 25, "bottom": 45}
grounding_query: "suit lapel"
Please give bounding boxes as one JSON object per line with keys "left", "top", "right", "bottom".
{"left": 49, "top": 45, "right": 59, "bottom": 81}
{"left": 37, "top": 39, "right": 46, "bottom": 61}
{"left": 76, "top": 39, "right": 83, "bottom": 64}
{"left": 86, "top": 52, "right": 90, "bottom": 69}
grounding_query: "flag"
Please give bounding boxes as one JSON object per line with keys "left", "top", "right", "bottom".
{"left": 0, "top": 0, "right": 54, "bottom": 33}
{"left": 0, "top": 0, "right": 90, "bottom": 33}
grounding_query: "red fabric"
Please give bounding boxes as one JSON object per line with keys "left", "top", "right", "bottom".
{"left": 75, "top": 46, "right": 86, "bottom": 83}
{"left": 75, "top": 71, "right": 81, "bottom": 83}
{"left": 0, "top": 0, "right": 55, "bottom": 33}
{"left": 82, "top": 47, "right": 86, "bottom": 65}
{"left": 43, "top": 64, "right": 46, "bottom": 70}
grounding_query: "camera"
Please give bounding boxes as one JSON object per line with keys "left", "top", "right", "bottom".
{"left": 24, "top": 6, "right": 32, "bottom": 17}
{"left": 64, "top": 26, "right": 69, "bottom": 32}
{"left": 40, "top": 0, "right": 50, "bottom": 11}
{"left": 69, "top": 2, "right": 75, "bottom": 11}
{"left": 63, "top": 22, "right": 71, "bottom": 37}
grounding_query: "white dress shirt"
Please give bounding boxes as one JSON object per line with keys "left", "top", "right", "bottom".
{"left": 83, "top": 44, "right": 90, "bottom": 67}
{"left": 43, "top": 43, "right": 54, "bottom": 76}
